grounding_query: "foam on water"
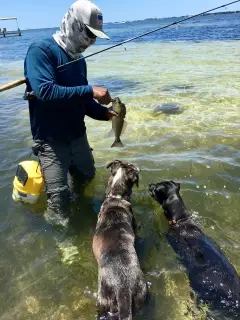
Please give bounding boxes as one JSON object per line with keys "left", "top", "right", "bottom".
{"left": 56, "top": 239, "right": 79, "bottom": 265}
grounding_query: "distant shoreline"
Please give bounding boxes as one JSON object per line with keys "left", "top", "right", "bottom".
{"left": 22, "top": 10, "right": 240, "bottom": 31}
{"left": 112, "top": 10, "right": 240, "bottom": 24}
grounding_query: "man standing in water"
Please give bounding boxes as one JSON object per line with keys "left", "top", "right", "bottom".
{"left": 24, "top": 0, "right": 116, "bottom": 225}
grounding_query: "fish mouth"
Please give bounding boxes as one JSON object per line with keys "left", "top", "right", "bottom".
{"left": 111, "top": 97, "right": 121, "bottom": 104}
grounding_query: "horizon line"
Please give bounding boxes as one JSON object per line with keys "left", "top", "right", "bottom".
{"left": 20, "top": 10, "right": 240, "bottom": 31}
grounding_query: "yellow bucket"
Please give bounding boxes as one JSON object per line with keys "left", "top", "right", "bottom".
{"left": 12, "top": 160, "right": 44, "bottom": 204}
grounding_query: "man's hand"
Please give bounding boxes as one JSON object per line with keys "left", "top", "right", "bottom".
{"left": 106, "top": 106, "right": 118, "bottom": 119}
{"left": 92, "top": 86, "right": 112, "bottom": 105}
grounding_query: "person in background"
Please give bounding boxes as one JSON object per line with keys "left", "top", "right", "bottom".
{"left": 24, "top": 0, "right": 117, "bottom": 225}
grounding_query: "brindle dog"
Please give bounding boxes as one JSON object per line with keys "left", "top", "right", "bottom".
{"left": 92, "top": 160, "right": 148, "bottom": 320}
{"left": 148, "top": 181, "right": 240, "bottom": 316}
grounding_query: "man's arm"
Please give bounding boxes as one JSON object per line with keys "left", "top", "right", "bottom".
{"left": 85, "top": 99, "right": 110, "bottom": 121}
{"left": 25, "top": 45, "right": 94, "bottom": 103}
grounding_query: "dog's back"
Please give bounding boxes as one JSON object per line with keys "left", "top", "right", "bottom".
{"left": 167, "top": 220, "right": 240, "bottom": 312}
{"left": 93, "top": 197, "right": 147, "bottom": 319}
{"left": 148, "top": 181, "right": 240, "bottom": 315}
{"left": 93, "top": 160, "right": 148, "bottom": 319}
{"left": 99, "top": 248, "right": 146, "bottom": 320}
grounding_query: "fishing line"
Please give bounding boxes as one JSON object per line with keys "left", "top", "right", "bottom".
{"left": 57, "top": 0, "right": 240, "bottom": 69}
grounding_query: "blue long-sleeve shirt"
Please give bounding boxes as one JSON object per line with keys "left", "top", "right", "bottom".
{"left": 24, "top": 37, "right": 109, "bottom": 142}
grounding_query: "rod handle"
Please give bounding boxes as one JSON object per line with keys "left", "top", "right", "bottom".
{"left": 0, "top": 78, "right": 26, "bottom": 93}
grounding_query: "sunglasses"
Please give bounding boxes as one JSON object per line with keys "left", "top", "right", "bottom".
{"left": 85, "top": 27, "right": 97, "bottom": 39}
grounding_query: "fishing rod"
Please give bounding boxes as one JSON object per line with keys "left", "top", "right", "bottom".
{"left": 0, "top": 0, "right": 239, "bottom": 92}
{"left": 57, "top": 0, "right": 240, "bottom": 69}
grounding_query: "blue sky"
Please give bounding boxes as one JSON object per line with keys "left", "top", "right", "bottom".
{"left": 0, "top": 0, "right": 240, "bottom": 29}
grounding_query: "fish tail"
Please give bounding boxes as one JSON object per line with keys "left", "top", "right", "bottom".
{"left": 111, "top": 140, "right": 124, "bottom": 148}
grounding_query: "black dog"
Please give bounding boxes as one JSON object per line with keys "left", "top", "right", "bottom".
{"left": 148, "top": 181, "right": 240, "bottom": 316}
{"left": 92, "top": 160, "right": 148, "bottom": 320}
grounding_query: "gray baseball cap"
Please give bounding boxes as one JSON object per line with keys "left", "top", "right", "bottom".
{"left": 75, "top": 0, "right": 110, "bottom": 40}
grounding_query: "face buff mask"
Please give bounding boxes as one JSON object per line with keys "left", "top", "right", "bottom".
{"left": 53, "top": 1, "right": 96, "bottom": 59}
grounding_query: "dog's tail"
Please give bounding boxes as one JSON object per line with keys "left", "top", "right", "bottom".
{"left": 117, "top": 288, "right": 132, "bottom": 320}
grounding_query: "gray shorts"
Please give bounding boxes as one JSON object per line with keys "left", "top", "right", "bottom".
{"left": 34, "top": 133, "right": 95, "bottom": 215}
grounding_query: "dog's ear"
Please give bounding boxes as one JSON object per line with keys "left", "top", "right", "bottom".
{"left": 106, "top": 160, "right": 115, "bottom": 169}
{"left": 129, "top": 170, "right": 139, "bottom": 188}
{"left": 134, "top": 174, "right": 139, "bottom": 187}
{"left": 106, "top": 159, "right": 121, "bottom": 170}
{"left": 172, "top": 181, "right": 180, "bottom": 191}
{"left": 148, "top": 182, "right": 167, "bottom": 204}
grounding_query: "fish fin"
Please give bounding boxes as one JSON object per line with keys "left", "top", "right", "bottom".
{"left": 105, "top": 128, "right": 114, "bottom": 138}
{"left": 111, "top": 140, "right": 124, "bottom": 148}
{"left": 121, "top": 120, "right": 128, "bottom": 135}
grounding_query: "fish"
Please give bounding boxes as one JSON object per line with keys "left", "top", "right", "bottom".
{"left": 153, "top": 103, "right": 182, "bottom": 115}
{"left": 110, "top": 97, "right": 126, "bottom": 148}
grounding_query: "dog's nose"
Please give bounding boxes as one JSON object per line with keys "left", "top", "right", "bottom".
{"left": 148, "top": 184, "right": 154, "bottom": 191}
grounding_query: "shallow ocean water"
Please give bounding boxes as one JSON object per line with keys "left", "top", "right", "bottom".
{"left": 0, "top": 13, "right": 239, "bottom": 320}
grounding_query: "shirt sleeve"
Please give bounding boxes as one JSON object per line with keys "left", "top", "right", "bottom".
{"left": 85, "top": 99, "right": 110, "bottom": 121}
{"left": 25, "top": 45, "right": 93, "bottom": 103}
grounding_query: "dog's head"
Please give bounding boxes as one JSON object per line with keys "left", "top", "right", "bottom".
{"left": 106, "top": 160, "right": 140, "bottom": 198}
{"left": 148, "top": 181, "right": 180, "bottom": 205}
